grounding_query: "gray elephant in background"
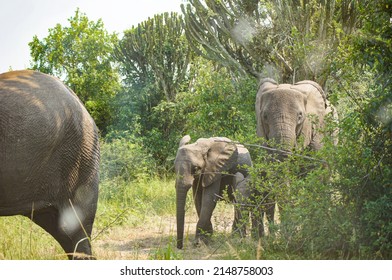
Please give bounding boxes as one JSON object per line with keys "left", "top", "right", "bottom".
{"left": 0, "top": 70, "right": 100, "bottom": 259}
{"left": 174, "top": 135, "right": 252, "bottom": 249}
{"left": 256, "top": 78, "right": 338, "bottom": 151}
{"left": 254, "top": 78, "right": 338, "bottom": 234}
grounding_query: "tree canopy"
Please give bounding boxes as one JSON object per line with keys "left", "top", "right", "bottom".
{"left": 29, "top": 9, "right": 120, "bottom": 133}
{"left": 115, "top": 12, "right": 191, "bottom": 102}
{"left": 181, "top": 0, "right": 360, "bottom": 85}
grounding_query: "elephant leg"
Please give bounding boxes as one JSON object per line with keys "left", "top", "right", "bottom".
{"left": 28, "top": 206, "right": 75, "bottom": 259}
{"left": 29, "top": 204, "right": 95, "bottom": 260}
{"left": 194, "top": 180, "right": 220, "bottom": 246}
{"left": 232, "top": 183, "right": 249, "bottom": 237}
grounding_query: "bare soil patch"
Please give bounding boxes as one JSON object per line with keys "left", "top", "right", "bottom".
{"left": 93, "top": 203, "right": 242, "bottom": 260}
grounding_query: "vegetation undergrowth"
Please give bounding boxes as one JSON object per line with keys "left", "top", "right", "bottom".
{"left": 1, "top": 0, "right": 391, "bottom": 260}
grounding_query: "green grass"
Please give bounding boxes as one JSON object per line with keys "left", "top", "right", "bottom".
{"left": 0, "top": 176, "right": 280, "bottom": 260}
{"left": 0, "top": 216, "right": 64, "bottom": 260}
{"left": 0, "top": 177, "right": 180, "bottom": 260}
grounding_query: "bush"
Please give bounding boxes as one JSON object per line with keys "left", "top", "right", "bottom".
{"left": 100, "top": 134, "right": 156, "bottom": 182}
{"left": 177, "top": 59, "right": 257, "bottom": 140}
{"left": 246, "top": 93, "right": 391, "bottom": 259}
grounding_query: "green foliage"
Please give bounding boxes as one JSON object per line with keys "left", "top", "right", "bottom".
{"left": 177, "top": 58, "right": 257, "bottom": 140}
{"left": 115, "top": 12, "right": 191, "bottom": 102}
{"left": 29, "top": 9, "right": 120, "bottom": 133}
{"left": 142, "top": 100, "right": 187, "bottom": 170}
{"left": 181, "top": 0, "right": 359, "bottom": 84}
{"left": 100, "top": 134, "right": 156, "bottom": 183}
{"left": 150, "top": 240, "right": 183, "bottom": 260}
{"left": 333, "top": 0, "right": 392, "bottom": 258}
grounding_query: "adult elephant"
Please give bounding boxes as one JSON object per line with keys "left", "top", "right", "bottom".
{"left": 174, "top": 135, "right": 252, "bottom": 249}
{"left": 254, "top": 78, "right": 338, "bottom": 235}
{"left": 0, "top": 70, "right": 100, "bottom": 259}
{"left": 256, "top": 78, "right": 337, "bottom": 151}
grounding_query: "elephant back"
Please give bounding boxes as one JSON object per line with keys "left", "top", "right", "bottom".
{"left": 0, "top": 70, "right": 99, "bottom": 207}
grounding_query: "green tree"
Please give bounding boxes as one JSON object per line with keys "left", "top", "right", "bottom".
{"left": 29, "top": 9, "right": 120, "bottom": 133}
{"left": 115, "top": 12, "right": 191, "bottom": 103}
{"left": 182, "top": 0, "right": 359, "bottom": 84}
{"left": 341, "top": 0, "right": 392, "bottom": 258}
{"left": 113, "top": 12, "right": 193, "bottom": 167}
{"left": 177, "top": 58, "right": 257, "bottom": 140}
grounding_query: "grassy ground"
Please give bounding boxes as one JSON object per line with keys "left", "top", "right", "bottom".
{"left": 0, "top": 177, "right": 263, "bottom": 260}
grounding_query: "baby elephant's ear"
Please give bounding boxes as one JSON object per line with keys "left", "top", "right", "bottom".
{"left": 179, "top": 135, "right": 191, "bottom": 147}
{"left": 202, "top": 140, "right": 238, "bottom": 188}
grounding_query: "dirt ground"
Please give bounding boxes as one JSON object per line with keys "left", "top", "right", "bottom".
{"left": 93, "top": 203, "right": 242, "bottom": 260}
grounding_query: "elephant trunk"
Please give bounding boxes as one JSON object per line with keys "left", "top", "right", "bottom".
{"left": 270, "top": 121, "right": 297, "bottom": 158}
{"left": 176, "top": 181, "right": 191, "bottom": 249}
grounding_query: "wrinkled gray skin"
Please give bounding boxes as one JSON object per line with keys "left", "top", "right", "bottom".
{"left": 255, "top": 78, "right": 338, "bottom": 231}
{"left": 0, "top": 70, "right": 100, "bottom": 259}
{"left": 256, "top": 78, "right": 337, "bottom": 151}
{"left": 174, "top": 135, "right": 252, "bottom": 249}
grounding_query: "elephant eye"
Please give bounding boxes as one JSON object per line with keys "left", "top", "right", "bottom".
{"left": 192, "top": 166, "right": 201, "bottom": 175}
{"left": 297, "top": 111, "right": 304, "bottom": 123}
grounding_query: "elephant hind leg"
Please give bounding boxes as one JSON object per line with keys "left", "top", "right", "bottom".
{"left": 27, "top": 206, "right": 74, "bottom": 259}
{"left": 28, "top": 206, "right": 94, "bottom": 260}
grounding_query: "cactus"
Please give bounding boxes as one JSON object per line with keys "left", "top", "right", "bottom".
{"left": 115, "top": 12, "right": 191, "bottom": 102}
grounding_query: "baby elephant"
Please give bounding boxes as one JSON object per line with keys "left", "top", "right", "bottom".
{"left": 174, "top": 135, "right": 252, "bottom": 249}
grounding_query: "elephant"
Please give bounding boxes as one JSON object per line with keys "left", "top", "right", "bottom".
{"left": 254, "top": 78, "right": 338, "bottom": 233}
{"left": 174, "top": 135, "right": 252, "bottom": 249}
{"left": 0, "top": 70, "right": 100, "bottom": 259}
{"left": 256, "top": 78, "right": 338, "bottom": 151}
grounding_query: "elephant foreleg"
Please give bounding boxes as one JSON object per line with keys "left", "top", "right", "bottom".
{"left": 194, "top": 180, "right": 220, "bottom": 246}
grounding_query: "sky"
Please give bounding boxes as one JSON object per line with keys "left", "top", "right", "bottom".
{"left": 0, "top": 0, "right": 184, "bottom": 73}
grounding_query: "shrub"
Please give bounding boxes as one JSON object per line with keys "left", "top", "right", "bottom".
{"left": 100, "top": 134, "right": 156, "bottom": 183}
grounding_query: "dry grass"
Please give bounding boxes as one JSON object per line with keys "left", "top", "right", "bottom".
{"left": 93, "top": 201, "right": 252, "bottom": 260}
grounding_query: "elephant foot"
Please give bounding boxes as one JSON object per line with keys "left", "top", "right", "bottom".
{"left": 193, "top": 238, "right": 203, "bottom": 248}
{"left": 193, "top": 233, "right": 211, "bottom": 247}
{"left": 193, "top": 237, "right": 209, "bottom": 248}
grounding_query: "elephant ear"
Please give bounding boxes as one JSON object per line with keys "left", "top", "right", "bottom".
{"left": 293, "top": 80, "right": 326, "bottom": 109}
{"left": 292, "top": 80, "right": 327, "bottom": 149}
{"left": 256, "top": 78, "right": 278, "bottom": 139}
{"left": 179, "top": 135, "right": 191, "bottom": 147}
{"left": 202, "top": 140, "right": 238, "bottom": 188}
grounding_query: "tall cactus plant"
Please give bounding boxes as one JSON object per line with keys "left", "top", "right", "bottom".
{"left": 115, "top": 12, "right": 191, "bottom": 102}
